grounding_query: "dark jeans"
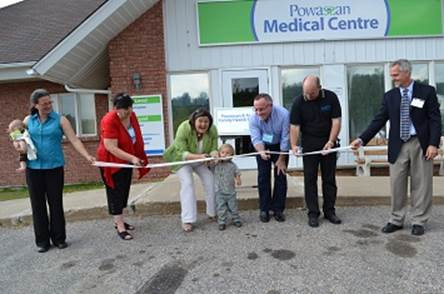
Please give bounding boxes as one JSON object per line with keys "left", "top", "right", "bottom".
{"left": 302, "top": 152, "right": 337, "bottom": 217}
{"left": 100, "top": 168, "right": 133, "bottom": 215}
{"left": 26, "top": 167, "right": 65, "bottom": 247}
{"left": 256, "top": 144, "right": 288, "bottom": 213}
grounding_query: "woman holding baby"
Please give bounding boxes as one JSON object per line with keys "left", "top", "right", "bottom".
{"left": 19, "top": 89, "right": 95, "bottom": 253}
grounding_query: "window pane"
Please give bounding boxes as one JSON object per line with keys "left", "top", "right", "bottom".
{"left": 435, "top": 63, "right": 444, "bottom": 135}
{"left": 412, "top": 63, "right": 429, "bottom": 85}
{"left": 230, "top": 77, "right": 258, "bottom": 154}
{"left": 50, "top": 94, "right": 59, "bottom": 112}
{"left": 170, "top": 73, "right": 210, "bottom": 135}
{"left": 78, "top": 94, "right": 96, "bottom": 135}
{"left": 348, "top": 65, "right": 385, "bottom": 142}
{"left": 59, "top": 93, "right": 77, "bottom": 134}
{"left": 281, "top": 67, "right": 320, "bottom": 110}
{"left": 232, "top": 77, "right": 258, "bottom": 107}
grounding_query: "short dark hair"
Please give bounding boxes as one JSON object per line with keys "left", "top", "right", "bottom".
{"left": 188, "top": 108, "right": 213, "bottom": 131}
{"left": 254, "top": 93, "right": 273, "bottom": 103}
{"left": 112, "top": 93, "right": 134, "bottom": 109}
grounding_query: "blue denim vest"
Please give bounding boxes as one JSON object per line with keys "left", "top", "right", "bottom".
{"left": 27, "top": 111, "right": 65, "bottom": 169}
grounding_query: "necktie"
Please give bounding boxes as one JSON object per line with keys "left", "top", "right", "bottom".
{"left": 400, "top": 88, "right": 411, "bottom": 142}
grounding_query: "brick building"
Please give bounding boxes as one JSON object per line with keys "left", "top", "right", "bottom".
{"left": 0, "top": 0, "right": 169, "bottom": 186}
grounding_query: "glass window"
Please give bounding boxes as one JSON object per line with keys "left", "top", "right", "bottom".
{"left": 435, "top": 63, "right": 444, "bottom": 134}
{"left": 229, "top": 77, "right": 259, "bottom": 154}
{"left": 170, "top": 73, "right": 210, "bottom": 135}
{"left": 78, "top": 94, "right": 96, "bottom": 135}
{"left": 232, "top": 77, "right": 258, "bottom": 107}
{"left": 59, "top": 93, "right": 77, "bottom": 132}
{"left": 347, "top": 65, "right": 385, "bottom": 142}
{"left": 412, "top": 63, "right": 429, "bottom": 85}
{"left": 281, "top": 67, "right": 320, "bottom": 110}
{"left": 51, "top": 93, "right": 97, "bottom": 136}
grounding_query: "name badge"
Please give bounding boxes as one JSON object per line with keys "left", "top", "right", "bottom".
{"left": 262, "top": 133, "right": 274, "bottom": 143}
{"left": 411, "top": 98, "right": 425, "bottom": 108}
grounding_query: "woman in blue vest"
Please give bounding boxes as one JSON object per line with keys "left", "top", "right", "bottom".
{"left": 24, "top": 89, "right": 95, "bottom": 253}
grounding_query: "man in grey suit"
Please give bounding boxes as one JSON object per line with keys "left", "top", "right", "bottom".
{"left": 351, "top": 59, "right": 442, "bottom": 236}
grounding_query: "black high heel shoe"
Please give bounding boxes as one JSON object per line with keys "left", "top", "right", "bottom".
{"left": 114, "top": 222, "right": 135, "bottom": 231}
{"left": 116, "top": 229, "right": 133, "bottom": 240}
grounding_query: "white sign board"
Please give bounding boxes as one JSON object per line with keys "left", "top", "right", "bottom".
{"left": 132, "top": 95, "right": 165, "bottom": 156}
{"left": 214, "top": 107, "right": 253, "bottom": 136}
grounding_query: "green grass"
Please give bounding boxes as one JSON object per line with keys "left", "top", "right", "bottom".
{"left": 0, "top": 182, "right": 104, "bottom": 202}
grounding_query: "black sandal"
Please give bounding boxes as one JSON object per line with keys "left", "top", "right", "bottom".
{"left": 114, "top": 222, "right": 135, "bottom": 231}
{"left": 117, "top": 230, "right": 133, "bottom": 240}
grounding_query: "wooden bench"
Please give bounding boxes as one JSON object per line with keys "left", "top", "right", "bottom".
{"left": 354, "top": 145, "right": 388, "bottom": 176}
{"left": 354, "top": 136, "right": 444, "bottom": 176}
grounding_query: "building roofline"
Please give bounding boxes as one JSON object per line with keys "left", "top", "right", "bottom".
{"left": 0, "top": 62, "right": 36, "bottom": 82}
{"left": 31, "top": 0, "right": 123, "bottom": 76}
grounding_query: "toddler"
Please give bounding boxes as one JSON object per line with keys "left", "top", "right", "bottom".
{"left": 8, "top": 119, "right": 37, "bottom": 172}
{"left": 214, "top": 143, "right": 242, "bottom": 231}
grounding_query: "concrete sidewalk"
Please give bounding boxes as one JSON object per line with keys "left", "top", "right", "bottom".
{"left": 2, "top": 171, "right": 444, "bottom": 227}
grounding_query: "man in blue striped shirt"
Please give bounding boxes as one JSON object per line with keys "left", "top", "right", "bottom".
{"left": 249, "top": 93, "right": 290, "bottom": 223}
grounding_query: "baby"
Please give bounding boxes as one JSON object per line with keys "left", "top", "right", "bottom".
{"left": 8, "top": 119, "right": 37, "bottom": 172}
{"left": 214, "top": 143, "right": 242, "bottom": 231}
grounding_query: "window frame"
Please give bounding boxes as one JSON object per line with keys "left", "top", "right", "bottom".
{"left": 279, "top": 65, "right": 321, "bottom": 111}
{"left": 51, "top": 92, "right": 97, "bottom": 137}
{"left": 168, "top": 71, "right": 211, "bottom": 140}
{"left": 347, "top": 63, "right": 387, "bottom": 143}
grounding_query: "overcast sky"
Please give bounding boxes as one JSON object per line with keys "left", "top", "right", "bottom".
{"left": 0, "top": 0, "right": 23, "bottom": 9}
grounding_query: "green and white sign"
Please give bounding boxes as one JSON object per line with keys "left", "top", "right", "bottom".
{"left": 132, "top": 95, "right": 165, "bottom": 156}
{"left": 197, "top": 0, "right": 443, "bottom": 45}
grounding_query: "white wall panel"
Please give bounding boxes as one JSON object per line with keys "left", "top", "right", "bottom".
{"left": 165, "top": 0, "right": 444, "bottom": 72}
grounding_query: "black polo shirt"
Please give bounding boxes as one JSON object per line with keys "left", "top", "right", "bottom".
{"left": 290, "top": 89, "right": 341, "bottom": 151}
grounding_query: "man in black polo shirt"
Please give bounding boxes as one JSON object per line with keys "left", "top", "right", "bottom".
{"left": 289, "top": 75, "right": 342, "bottom": 227}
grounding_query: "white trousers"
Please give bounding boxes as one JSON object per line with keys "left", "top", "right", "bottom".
{"left": 176, "top": 163, "right": 216, "bottom": 223}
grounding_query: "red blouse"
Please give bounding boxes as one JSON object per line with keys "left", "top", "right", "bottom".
{"left": 97, "top": 110, "right": 149, "bottom": 188}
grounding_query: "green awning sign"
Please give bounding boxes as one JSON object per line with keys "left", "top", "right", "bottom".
{"left": 197, "top": 0, "right": 443, "bottom": 46}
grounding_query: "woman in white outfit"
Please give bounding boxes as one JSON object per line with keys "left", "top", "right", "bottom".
{"left": 164, "top": 108, "right": 218, "bottom": 232}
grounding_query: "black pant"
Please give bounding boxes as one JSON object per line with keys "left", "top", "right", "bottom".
{"left": 256, "top": 144, "right": 288, "bottom": 213}
{"left": 26, "top": 167, "right": 65, "bottom": 247}
{"left": 100, "top": 168, "right": 133, "bottom": 215}
{"left": 302, "top": 152, "right": 337, "bottom": 217}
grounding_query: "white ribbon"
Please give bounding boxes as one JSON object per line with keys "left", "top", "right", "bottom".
{"left": 92, "top": 146, "right": 352, "bottom": 169}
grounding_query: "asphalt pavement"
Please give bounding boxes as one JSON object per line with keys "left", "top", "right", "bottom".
{"left": 1, "top": 206, "right": 444, "bottom": 294}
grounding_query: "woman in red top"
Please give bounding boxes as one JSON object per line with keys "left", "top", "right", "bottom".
{"left": 97, "top": 93, "right": 149, "bottom": 240}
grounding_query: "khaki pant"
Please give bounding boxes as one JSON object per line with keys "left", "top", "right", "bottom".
{"left": 389, "top": 138, "right": 433, "bottom": 226}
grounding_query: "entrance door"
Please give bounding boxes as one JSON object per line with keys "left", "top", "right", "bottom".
{"left": 222, "top": 69, "right": 269, "bottom": 169}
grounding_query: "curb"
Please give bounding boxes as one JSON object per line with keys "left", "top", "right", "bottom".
{"left": 2, "top": 196, "right": 444, "bottom": 229}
